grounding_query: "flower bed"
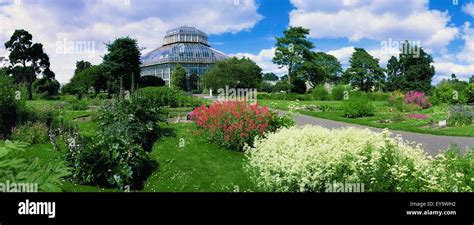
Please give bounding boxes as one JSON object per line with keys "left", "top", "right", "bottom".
{"left": 246, "top": 125, "right": 473, "bottom": 192}
{"left": 190, "top": 101, "right": 293, "bottom": 151}
{"left": 404, "top": 91, "right": 431, "bottom": 110}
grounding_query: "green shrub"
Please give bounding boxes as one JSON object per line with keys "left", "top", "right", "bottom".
{"left": 246, "top": 126, "right": 473, "bottom": 192}
{"left": 331, "top": 85, "right": 351, "bottom": 100}
{"left": 137, "top": 86, "right": 202, "bottom": 108}
{"left": 11, "top": 122, "right": 49, "bottom": 144}
{"left": 432, "top": 83, "right": 467, "bottom": 105}
{"left": 367, "top": 92, "right": 391, "bottom": 101}
{"left": 465, "top": 83, "right": 474, "bottom": 104}
{"left": 0, "top": 141, "right": 70, "bottom": 192}
{"left": 67, "top": 98, "right": 89, "bottom": 111}
{"left": 342, "top": 98, "right": 375, "bottom": 118}
{"left": 312, "top": 85, "right": 330, "bottom": 101}
{"left": 272, "top": 81, "right": 293, "bottom": 93}
{"left": 258, "top": 81, "right": 274, "bottom": 93}
{"left": 291, "top": 79, "right": 307, "bottom": 94}
{"left": 447, "top": 105, "right": 474, "bottom": 127}
{"left": 0, "top": 76, "right": 23, "bottom": 138}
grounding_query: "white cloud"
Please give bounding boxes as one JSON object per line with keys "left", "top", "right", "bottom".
{"left": 462, "top": 2, "right": 474, "bottom": 17}
{"left": 0, "top": 0, "right": 263, "bottom": 83}
{"left": 432, "top": 60, "right": 474, "bottom": 83}
{"left": 456, "top": 22, "right": 474, "bottom": 64}
{"left": 289, "top": 0, "right": 458, "bottom": 51}
{"left": 232, "top": 47, "right": 287, "bottom": 76}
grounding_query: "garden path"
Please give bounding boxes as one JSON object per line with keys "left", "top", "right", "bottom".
{"left": 291, "top": 111, "right": 474, "bottom": 156}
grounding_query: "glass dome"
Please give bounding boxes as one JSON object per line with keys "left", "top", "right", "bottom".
{"left": 141, "top": 26, "right": 228, "bottom": 67}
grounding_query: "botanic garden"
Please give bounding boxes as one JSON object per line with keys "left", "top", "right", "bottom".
{"left": 0, "top": 27, "right": 473, "bottom": 193}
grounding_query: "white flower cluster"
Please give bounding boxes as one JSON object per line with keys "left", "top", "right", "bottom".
{"left": 245, "top": 125, "right": 471, "bottom": 192}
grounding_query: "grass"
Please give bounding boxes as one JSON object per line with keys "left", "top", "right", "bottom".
{"left": 144, "top": 122, "right": 257, "bottom": 192}
{"left": 259, "top": 99, "right": 474, "bottom": 137}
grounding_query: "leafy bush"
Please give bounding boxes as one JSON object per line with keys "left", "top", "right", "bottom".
{"left": 291, "top": 79, "right": 307, "bottom": 94}
{"left": 136, "top": 86, "right": 202, "bottom": 108}
{"left": 272, "top": 81, "right": 293, "bottom": 93}
{"left": 246, "top": 126, "right": 473, "bottom": 192}
{"left": 465, "top": 83, "right": 474, "bottom": 104}
{"left": 404, "top": 91, "right": 431, "bottom": 110}
{"left": 342, "top": 98, "right": 375, "bottom": 118}
{"left": 139, "top": 75, "right": 166, "bottom": 88}
{"left": 331, "top": 85, "right": 351, "bottom": 100}
{"left": 67, "top": 98, "right": 89, "bottom": 111}
{"left": 431, "top": 83, "right": 467, "bottom": 105}
{"left": 258, "top": 93, "right": 312, "bottom": 101}
{"left": 447, "top": 105, "right": 474, "bottom": 127}
{"left": 258, "top": 81, "right": 274, "bottom": 93}
{"left": 11, "top": 122, "right": 49, "bottom": 144}
{"left": 312, "top": 85, "right": 330, "bottom": 101}
{"left": 190, "top": 101, "right": 293, "bottom": 151}
{"left": 0, "top": 76, "right": 23, "bottom": 138}
{"left": 0, "top": 141, "right": 70, "bottom": 192}
{"left": 367, "top": 92, "right": 391, "bottom": 101}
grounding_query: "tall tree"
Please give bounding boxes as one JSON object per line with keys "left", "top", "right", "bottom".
{"left": 470, "top": 75, "right": 474, "bottom": 83}
{"left": 171, "top": 64, "right": 187, "bottom": 91}
{"left": 203, "top": 57, "right": 262, "bottom": 90}
{"left": 262, "top": 73, "right": 279, "bottom": 81}
{"left": 63, "top": 64, "right": 107, "bottom": 98}
{"left": 102, "top": 37, "right": 141, "bottom": 95}
{"left": 273, "top": 27, "right": 314, "bottom": 84}
{"left": 5, "top": 29, "right": 52, "bottom": 99}
{"left": 299, "top": 52, "right": 342, "bottom": 87}
{"left": 343, "top": 48, "right": 385, "bottom": 92}
{"left": 385, "top": 41, "right": 434, "bottom": 92}
{"left": 75, "top": 60, "right": 92, "bottom": 75}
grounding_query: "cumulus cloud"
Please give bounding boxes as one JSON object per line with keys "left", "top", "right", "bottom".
{"left": 289, "top": 0, "right": 458, "bottom": 51}
{"left": 232, "top": 47, "right": 287, "bottom": 76}
{"left": 0, "top": 0, "right": 263, "bottom": 83}
{"left": 462, "top": 2, "right": 474, "bottom": 17}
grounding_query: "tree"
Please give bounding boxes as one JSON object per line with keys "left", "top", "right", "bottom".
{"left": 63, "top": 64, "right": 106, "bottom": 98}
{"left": 343, "top": 48, "right": 385, "bottom": 92}
{"left": 5, "top": 29, "right": 52, "bottom": 99}
{"left": 263, "top": 73, "right": 279, "bottom": 81}
{"left": 469, "top": 75, "right": 473, "bottom": 83}
{"left": 171, "top": 64, "right": 187, "bottom": 91}
{"left": 291, "top": 78, "right": 307, "bottom": 94}
{"left": 75, "top": 60, "right": 92, "bottom": 75}
{"left": 385, "top": 41, "right": 434, "bottom": 93}
{"left": 102, "top": 37, "right": 141, "bottom": 95}
{"left": 298, "top": 52, "right": 342, "bottom": 87}
{"left": 273, "top": 27, "right": 314, "bottom": 84}
{"left": 139, "top": 75, "right": 165, "bottom": 88}
{"left": 203, "top": 57, "right": 262, "bottom": 90}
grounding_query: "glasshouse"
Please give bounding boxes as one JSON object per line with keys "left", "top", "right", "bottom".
{"left": 140, "top": 26, "right": 228, "bottom": 89}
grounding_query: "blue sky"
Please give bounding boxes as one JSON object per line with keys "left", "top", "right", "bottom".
{"left": 0, "top": 0, "right": 473, "bottom": 84}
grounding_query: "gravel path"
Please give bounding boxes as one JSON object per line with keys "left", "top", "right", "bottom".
{"left": 291, "top": 112, "right": 474, "bottom": 156}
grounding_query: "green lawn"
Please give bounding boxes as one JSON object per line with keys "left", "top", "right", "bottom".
{"left": 259, "top": 99, "right": 474, "bottom": 137}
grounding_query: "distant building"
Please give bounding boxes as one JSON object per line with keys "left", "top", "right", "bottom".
{"left": 140, "top": 26, "right": 228, "bottom": 90}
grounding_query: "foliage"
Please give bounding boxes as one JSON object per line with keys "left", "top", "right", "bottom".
{"left": 272, "top": 81, "right": 293, "bottom": 93}
{"left": 190, "top": 101, "right": 293, "bottom": 151}
{"left": 404, "top": 91, "right": 431, "bottom": 110}
{"left": 262, "top": 73, "right": 279, "bottom": 81}
{"left": 246, "top": 125, "right": 473, "bottom": 192}
{"left": 171, "top": 64, "right": 188, "bottom": 91}
{"left": 291, "top": 78, "right": 307, "bottom": 94}
{"left": 102, "top": 37, "right": 142, "bottom": 94}
{"left": 447, "top": 105, "right": 474, "bottom": 127}
{"left": 33, "top": 77, "right": 60, "bottom": 97}
{"left": 342, "top": 97, "right": 375, "bottom": 118}
{"left": 136, "top": 86, "right": 202, "bottom": 108}
{"left": 464, "top": 82, "right": 474, "bottom": 103}
{"left": 273, "top": 27, "right": 314, "bottom": 83}
{"left": 299, "top": 52, "right": 342, "bottom": 86}
{"left": 139, "top": 75, "right": 165, "bottom": 88}
{"left": 203, "top": 57, "right": 262, "bottom": 90}
{"left": 0, "top": 76, "right": 24, "bottom": 138}
{"left": 11, "top": 122, "right": 49, "bottom": 144}
{"left": 4, "top": 29, "right": 53, "bottom": 100}
{"left": 312, "top": 85, "right": 330, "bottom": 101}
{"left": 0, "top": 141, "right": 70, "bottom": 192}
{"left": 342, "top": 48, "right": 385, "bottom": 92}
{"left": 67, "top": 98, "right": 89, "bottom": 111}
{"left": 62, "top": 64, "right": 107, "bottom": 98}
{"left": 258, "top": 81, "right": 274, "bottom": 93}
{"left": 431, "top": 82, "right": 467, "bottom": 105}
{"left": 331, "top": 85, "right": 351, "bottom": 101}
{"left": 385, "top": 41, "right": 435, "bottom": 93}
{"left": 258, "top": 93, "right": 312, "bottom": 101}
